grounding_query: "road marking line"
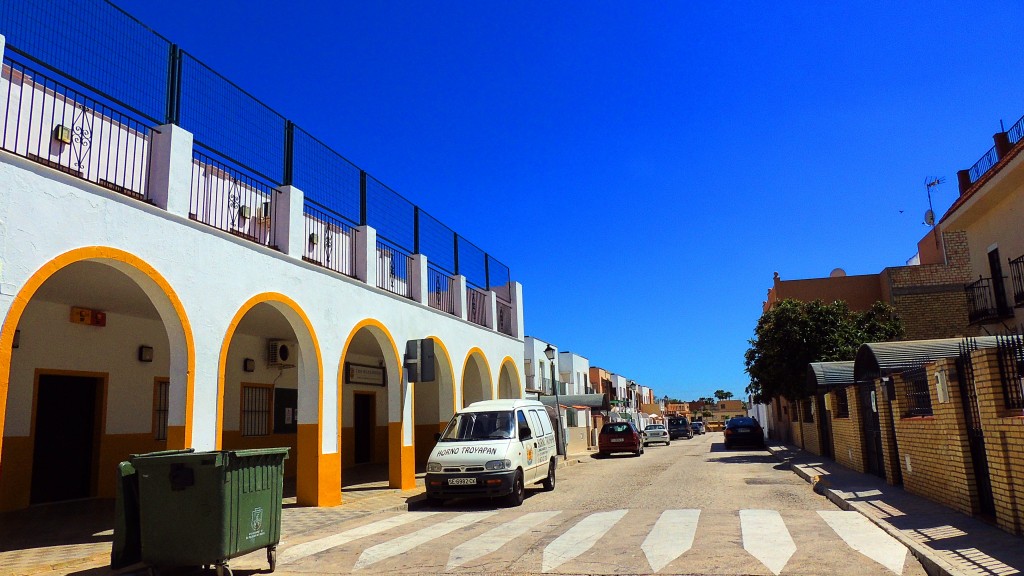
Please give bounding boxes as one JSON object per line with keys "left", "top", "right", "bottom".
{"left": 819, "top": 510, "right": 907, "bottom": 574}
{"left": 740, "top": 509, "right": 796, "bottom": 575}
{"left": 446, "top": 511, "right": 562, "bottom": 570}
{"left": 280, "top": 512, "right": 439, "bottom": 565}
{"left": 353, "top": 511, "right": 497, "bottom": 570}
{"left": 542, "top": 509, "right": 628, "bottom": 572}
{"left": 641, "top": 509, "right": 700, "bottom": 572}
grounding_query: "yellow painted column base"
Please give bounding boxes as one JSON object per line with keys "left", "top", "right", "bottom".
{"left": 297, "top": 423, "right": 341, "bottom": 507}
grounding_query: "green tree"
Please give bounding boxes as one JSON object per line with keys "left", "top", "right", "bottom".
{"left": 714, "top": 389, "right": 734, "bottom": 401}
{"left": 744, "top": 299, "right": 903, "bottom": 403}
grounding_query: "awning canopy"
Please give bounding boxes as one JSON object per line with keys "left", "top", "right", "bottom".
{"left": 805, "top": 361, "right": 854, "bottom": 394}
{"left": 853, "top": 336, "right": 1000, "bottom": 383}
{"left": 538, "top": 393, "right": 611, "bottom": 411}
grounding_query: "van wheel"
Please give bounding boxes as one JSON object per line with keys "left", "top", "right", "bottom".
{"left": 505, "top": 471, "right": 525, "bottom": 507}
{"left": 542, "top": 460, "right": 556, "bottom": 491}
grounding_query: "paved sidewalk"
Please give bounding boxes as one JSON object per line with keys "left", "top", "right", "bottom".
{"left": 768, "top": 443, "right": 1024, "bottom": 576}
{"left": 0, "top": 452, "right": 591, "bottom": 575}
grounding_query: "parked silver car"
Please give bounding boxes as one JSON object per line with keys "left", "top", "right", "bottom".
{"left": 643, "top": 424, "right": 671, "bottom": 446}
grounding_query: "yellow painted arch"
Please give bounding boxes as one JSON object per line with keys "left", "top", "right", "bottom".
{"left": 336, "top": 318, "right": 403, "bottom": 441}
{"left": 460, "top": 347, "right": 493, "bottom": 407}
{"left": 0, "top": 246, "right": 196, "bottom": 458}
{"left": 498, "top": 356, "right": 523, "bottom": 399}
{"left": 427, "top": 335, "right": 457, "bottom": 416}
{"left": 217, "top": 293, "right": 324, "bottom": 450}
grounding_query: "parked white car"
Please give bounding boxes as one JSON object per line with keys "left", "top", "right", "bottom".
{"left": 643, "top": 424, "right": 671, "bottom": 446}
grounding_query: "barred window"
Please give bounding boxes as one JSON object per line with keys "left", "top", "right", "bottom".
{"left": 802, "top": 400, "right": 814, "bottom": 423}
{"left": 153, "top": 378, "right": 169, "bottom": 441}
{"left": 242, "top": 385, "right": 272, "bottom": 436}
{"left": 835, "top": 389, "right": 850, "bottom": 418}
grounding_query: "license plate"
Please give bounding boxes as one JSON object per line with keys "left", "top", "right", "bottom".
{"left": 448, "top": 477, "right": 476, "bottom": 485}
{"left": 737, "top": 427, "right": 751, "bottom": 433}
{"left": 611, "top": 438, "right": 624, "bottom": 443}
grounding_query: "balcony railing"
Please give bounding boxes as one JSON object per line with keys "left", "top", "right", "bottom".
{"left": 968, "top": 146, "right": 999, "bottom": 184}
{"left": 302, "top": 200, "right": 356, "bottom": 277}
{"left": 1, "top": 53, "right": 152, "bottom": 201}
{"left": 496, "top": 299, "right": 513, "bottom": 336}
{"left": 467, "top": 284, "right": 489, "bottom": 328}
{"left": 965, "top": 277, "right": 1005, "bottom": 324}
{"left": 1009, "top": 114, "right": 1024, "bottom": 146}
{"left": 427, "top": 265, "right": 457, "bottom": 315}
{"left": 1010, "top": 254, "right": 1024, "bottom": 308}
{"left": 376, "top": 238, "right": 412, "bottom": 298}
{"left": 190, "top": 150, "right": 278, "bottom": 248}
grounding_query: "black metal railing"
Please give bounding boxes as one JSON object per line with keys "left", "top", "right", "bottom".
{"left": 1010, "top": 254, "right": 1024, "bottom": 308}
{"left": 965, "top": 277, "right": 1001, "bottom": 324}
{"left": 189, "top": 149, "right": 278, "bottom": 248}
{"left": 375, "top": 238, "right": 412, "bottom": 298}
{"left": 302, "top": 200, "right": 356, "bottom": 277}
{"left": 900, "top": 366, "right": 934, "bottom": 417}
{"left": 497, "top": 300, "right": 513, "bottom": 336}
{"left": 968, "top": 146, "right": 999, "bottom": 184}
{"left": 427, "top": 265, "right": 457, "bottom": 315}
{"left": 1008, "top": 114, "right": 1024, "bottom": 146}
{"left": 1, "top": 0, "right": 518, "bottom": 312}
{"left": 1, "top": 54, "right": 152, "bottom": 200}
{"left": 996, "top": 333, "right": 1024, "bottom": 411}
{"left": 467, "top": 285, "right": 489, "bottom": 328}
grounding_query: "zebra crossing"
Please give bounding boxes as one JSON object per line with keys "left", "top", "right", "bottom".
{"left": 278, "top": 507, "right": 913, "bottom": 574}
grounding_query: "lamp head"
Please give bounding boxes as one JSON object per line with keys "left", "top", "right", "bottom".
{"left": 544, "top": 344, "right": 555, "bottom": 361}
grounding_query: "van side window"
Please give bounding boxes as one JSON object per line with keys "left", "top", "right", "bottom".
{"left": 527, "top": 410, "right": 545, "bottom": 437}
{"left": 517, "top": 410, "right": 532, "bottom": 439}
{"left": 535, "top": 409, "right": 552, "bottom": 435}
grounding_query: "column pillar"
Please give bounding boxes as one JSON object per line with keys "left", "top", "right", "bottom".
{"left": 149, "top": 123, "right": 194, "bottom": 218}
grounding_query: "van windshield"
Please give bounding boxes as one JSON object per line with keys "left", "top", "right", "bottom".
{"left": 439, "top": 411, "right": 515, "bottom": 441}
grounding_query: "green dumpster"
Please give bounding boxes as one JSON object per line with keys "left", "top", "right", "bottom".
{"left": 115, "top": 447, "right": 289, "bottom": 575}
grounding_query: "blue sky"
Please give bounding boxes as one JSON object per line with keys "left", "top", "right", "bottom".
{"left": 113, "top": 0, "right": 1024, "bottom": 402}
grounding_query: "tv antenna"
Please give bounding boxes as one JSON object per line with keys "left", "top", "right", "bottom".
{"left": 924, "top": 176, "right": 944, "bottom": 247}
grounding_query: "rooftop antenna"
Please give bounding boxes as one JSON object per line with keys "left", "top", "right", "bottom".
{"left": 924, "top": 176, "right": 945, "bottom": 251}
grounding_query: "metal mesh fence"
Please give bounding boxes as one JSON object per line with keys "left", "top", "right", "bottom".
{"left": 0, "top": 0, "right": 170, "bottom": 123}
{"left": 178, "top": 51, "right": 286, "bottom": 184}
{"left": 291, "top": 125, "right": 360, "bottom": 224}
{"left": 365, "top": 174, "right": 414, "bottom": 251}
{"left": 418, "top": 210, "right": 456, "bottom": 274}
{"left": 458, "top": 236, "right": 487, "bottom": 289}
{"left": 488, "top": 255, "right": 511, "bottom": 301}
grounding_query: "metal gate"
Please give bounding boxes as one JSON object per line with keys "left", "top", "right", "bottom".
{"left": 859, "top": 381, "right": 885, "bottom": 480}
{"left": 958, "top": 338, "right": 995, "bottom": 517}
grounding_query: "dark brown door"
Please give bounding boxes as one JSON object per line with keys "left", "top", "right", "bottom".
{"left": 353, "top": 393, "right": 374, "bottom": 464}
{"left": 31, "top": 374, "right": 101, "bottom": 504}
{"left": 989, "top": 248, "right": 1009, "bottom": 314}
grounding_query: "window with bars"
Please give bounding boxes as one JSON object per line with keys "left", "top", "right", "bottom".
{"left": 834, "top": 389, "right": 850, "bottom": 418}
{"left": 242, "top": 385, "right": 272, "bottom": 437}
{"left": 153, "top": 378, "right": 169, "bottom": 441}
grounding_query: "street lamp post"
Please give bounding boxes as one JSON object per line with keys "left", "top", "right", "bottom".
{"left": 544, "top": 344, "right": 566, "bottom": 460}
{"left": 628, "top": 380, "right": 637, "bottom": 427}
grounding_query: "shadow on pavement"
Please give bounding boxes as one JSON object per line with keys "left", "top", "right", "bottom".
{"left": 0, "top": 498, "right": 114, "bottom": 552}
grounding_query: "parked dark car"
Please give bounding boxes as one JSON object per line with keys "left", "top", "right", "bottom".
{"left": 723, "top": 416, "right": 765, "bottom": 449}
{"left": 691, "top": 421, "right": 705, "bottom": 435}
{"left": 598, "top": 422, "right": 644, "bottom": 457}
{"left": 666, "top": 417, "right": 692, "bottom": 440}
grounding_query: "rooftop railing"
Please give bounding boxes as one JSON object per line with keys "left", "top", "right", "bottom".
{"left": 376, "top": 238, "right": 412, "bottom": 299}
{"left": 302, "top": 200, "right": 356, "bottom": 277}
{"left": 427, "top": 265, "right": 457, "bottom": 316}
{"left": 1, "top": 51, "right": 152, "bottom": 201}
{"left": 968, "top": 146, "right": 999, "bottom": 184}
{"left": 190, "top": 149, "right": 278, "bottom": 248}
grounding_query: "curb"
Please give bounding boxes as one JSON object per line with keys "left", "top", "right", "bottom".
{"left": 773, "top": 448, "right": 963, "bottom": 576}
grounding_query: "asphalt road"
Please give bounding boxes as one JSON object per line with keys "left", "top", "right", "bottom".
{"left": 245, "top": 432, "right": 928, "bottom": 575}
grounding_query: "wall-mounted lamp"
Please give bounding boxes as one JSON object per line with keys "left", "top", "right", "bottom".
{"left": 243, "top": 358, "right": 256, "bottom": 372}
{"left": 13, "top": 330, "right": 20, "bottom": 349}
{"left": 52, "top": 125, "right": 72, "bottom": 144}
{"left": 308, "top": 232, "right": 319, "bottom": 245}
{"left": 138, "top": 345, "right": 154, "bottom": 363}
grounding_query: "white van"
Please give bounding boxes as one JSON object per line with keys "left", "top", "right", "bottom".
{"left": 425, "top": 399, "right": 558, "bottom": 506}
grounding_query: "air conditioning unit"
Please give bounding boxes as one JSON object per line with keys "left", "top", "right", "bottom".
{"left": 268, "top": 339, "right": 297, "bottom": 367}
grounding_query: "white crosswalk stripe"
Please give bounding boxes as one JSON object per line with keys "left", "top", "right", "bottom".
{"left": 279, "top": 511, "right": 439, "bottom": 565}
{"left": 740, "top": 509, "right": 797, "bottom": 575}
{"left": 819, "top": 510, "right": 908, "bottom": 574}
{"left": 352, "top": 511, "right": 497, "bottom": 570}
{"left": 446, "top": 511, "right": 561, "bottom": 570}
{"left": 641, "top": 509, "right": 701, "bottom": 572}
{"left": 542, "top": 509, "right": 628, "bottom": 572}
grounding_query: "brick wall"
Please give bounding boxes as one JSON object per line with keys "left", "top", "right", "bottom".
{"left": 830, "top": 387, "right": 867, "bottom": 473}
{"left": 874, "top": 378, "right": 903, "bottom": 486}
{"left": 882, "top": 230, "right": 973, "bottom": 340}
{"left": 890, "top": 358, "right": 977, "bottom": 515}
{"left": 801, "top": 399, "right": 821, "bottom": 455}
{"left": 973, "top": 347, "right": 1024, "bottom": 535}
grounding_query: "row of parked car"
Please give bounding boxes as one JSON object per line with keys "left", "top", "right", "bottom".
{"left": 595, "top": 417, "right": 706, "bottom": 457}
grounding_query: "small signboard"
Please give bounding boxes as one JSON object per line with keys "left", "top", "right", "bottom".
{"left": 346, "top": 362, "right": 386, "bottom": 386}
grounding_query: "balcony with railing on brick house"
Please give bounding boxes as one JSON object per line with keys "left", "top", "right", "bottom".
{"left": 0, "top": 9, "right": 522, "bottom": 338}
{"left": 964, "top": 276, "right": 1014, "bottom": 325}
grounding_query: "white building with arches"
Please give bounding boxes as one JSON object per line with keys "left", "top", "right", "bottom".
{"left": 0, "top": 34, "right": 525, "bottom": 511}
